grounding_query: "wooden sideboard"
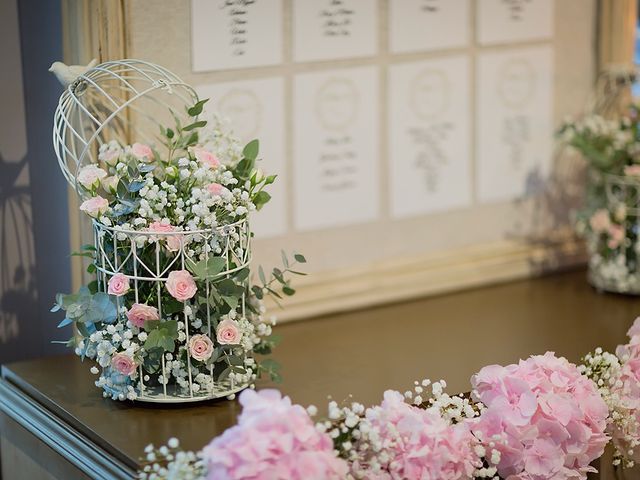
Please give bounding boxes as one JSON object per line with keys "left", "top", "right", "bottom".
{"left": 2, "top": 269, "right": 640, "bottom": 479}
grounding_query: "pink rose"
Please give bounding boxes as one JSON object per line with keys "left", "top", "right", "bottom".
{"left": 111, "top": 352, "right": 136, "bottom": 377}
{"left": 131, "top": 143, "right": 153, "bottom": 161}
{"left": 205, "top": 183, "right": 230, "bottom": 197}
{"left": 607, "top": 224, "right": 625, "bottom": 249}
{"left": 166, "top": 270, "right": 197, "bottom": 301}
{"left": 107, "top": 273, "right": 130, "bottom": 296}
{"left": 188, "top": 334, "right": 214, "bottom": 362}
{"left": 147, "top": 221, "right": 182, "bottom": 252}
{"left": 216, "top": 318, "right": 241, "bottom": 345}
{"left": 77, "top": 165, "right": 107, "bottom": 189}
{"left": 79, "top": 196, "right": 109, "bottom": 218}
{"left": 190, "top": 146, "right": 220, "bottom": 169}
{"left": 126, "top": 303, "right": 159, "bottom": 328}
{"left": 625, "top": 165, "right": 640, "bottom": 177}
{"left": 589, "top": 209, "right": 610, "bottom": 233}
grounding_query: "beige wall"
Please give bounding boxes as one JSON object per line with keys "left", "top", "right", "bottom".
{"left": 122, "top": 1, "right": 596, "bottom": 316}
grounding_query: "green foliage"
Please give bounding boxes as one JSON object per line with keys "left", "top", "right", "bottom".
{"left": 187, "top": 99, "right": 209, "bottom": 117}
{"left": 144, "top": 320, "right": 179, "bottom": 352}
{"left": 51, "top": 287, "right": 117, "bottom": 333}
{"left": 253, "top": 251, "right": 308, "bottom": 306}
{"left": 186, "top": 257, "right": 227, "bottom": 278}
{"left": 252, "top": 191, "right": 271, "bottom": 211}
{"left": 253, "top": 334, "right": 281, "bottom": 355}
{"left": 258, "top": 358, "right": 282, "bottom": 383}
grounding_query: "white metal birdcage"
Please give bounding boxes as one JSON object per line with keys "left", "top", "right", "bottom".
{"left": 52, "top": 60, "right": 254, "bottom": 402}
{"left": 53, "top": 59, "right": 199, "bottom": 194}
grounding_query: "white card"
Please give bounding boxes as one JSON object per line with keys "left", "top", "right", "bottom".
{"left": 293, "top": 66, "right": 379, "bottom": 230}
{"left": 197, "top": 78, "right": 287, "bottom": 238}
{"left": 476, "top": 46, "right": 554, "bottom": 203}
{"left": 191, "top": 0, "right": 283, "bottom": 72}
{"left": 293, "top": 0, "right": 377, "bottom": 62}
{"left": 389, "top": 56, "right": 471, "bottom": 218}
{"left": 477, "top": 0, "right": 553, "bottom": 45}
{"left": 389, "top": 0, "right": 469, "bottom": 54}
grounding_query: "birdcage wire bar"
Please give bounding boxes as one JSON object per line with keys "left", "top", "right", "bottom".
{"left": 93, "top": 218, "right": 252, "bottom": 402}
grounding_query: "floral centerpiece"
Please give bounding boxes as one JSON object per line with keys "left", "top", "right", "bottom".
{"left": 50, "top": 60, "right": 303, "bottom": 402}
{"left": 559, "top": 102, "right": 640, "bottom": 293}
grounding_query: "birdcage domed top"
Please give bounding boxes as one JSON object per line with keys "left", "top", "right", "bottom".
{"left": 53, "top": 59, "right": 199, "bottom": 194}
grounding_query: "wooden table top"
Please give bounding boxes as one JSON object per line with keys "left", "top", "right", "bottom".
{"left": 3, "top": 268, "right": 640, "bottom": 471}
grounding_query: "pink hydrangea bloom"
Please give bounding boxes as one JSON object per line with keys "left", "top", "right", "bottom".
{"left": 610, "top": 325, "right": 640, "bottom": 462}
{"left": 471, "top": 352, "right": 609, "bottom": 479}
{"left": 202, "top": 389, "right": 348, "bottom": 479}
{"left": 365, "top": 390, "right": 481, "bottom": 479}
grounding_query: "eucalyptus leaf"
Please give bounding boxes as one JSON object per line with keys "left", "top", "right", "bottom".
{"left": 242, "top": 139, "right": 259, "bottom": 160}
{"left": 182, "top": 120, "right": 207, "bottom": 131}
{"left": 57, "top": 317, "right": 73, "bottom": 328}
{"left": 187, "top": 99, "right": 209, "bottom": 117}
{"left": 128, "top": 180, "right": 145, "bottom": 193}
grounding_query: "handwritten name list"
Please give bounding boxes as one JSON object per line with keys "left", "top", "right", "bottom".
{"left": 293, "top": 0, "right": 377, "bottom": 62}
{"left": 191, "top": 0, "right": 283, "bottom": 71}
{"left": 389, "top": 0, "right": 469, "bottom": 54}
{"left": 389, "top": 57, "right": 472, "bottom": 217}
{"left": 293, "top": 67, "right": 379, "bottom": 230}
{"left": 476, "top": 46, "right": 553, "bottom": 203}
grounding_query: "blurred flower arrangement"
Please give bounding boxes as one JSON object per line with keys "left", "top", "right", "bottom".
{"left": 51, "top": 99, "right": 305, "bottom": 402}
{"left": 138, "top": 316, "right": 640, "bottom": 480}
{"left": 559, "top": 102, "right": 640, "bottom": 293}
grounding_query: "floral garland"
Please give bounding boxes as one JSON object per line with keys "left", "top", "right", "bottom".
{"left": 138, "top": 316, "right": 640, "bottom": 480}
